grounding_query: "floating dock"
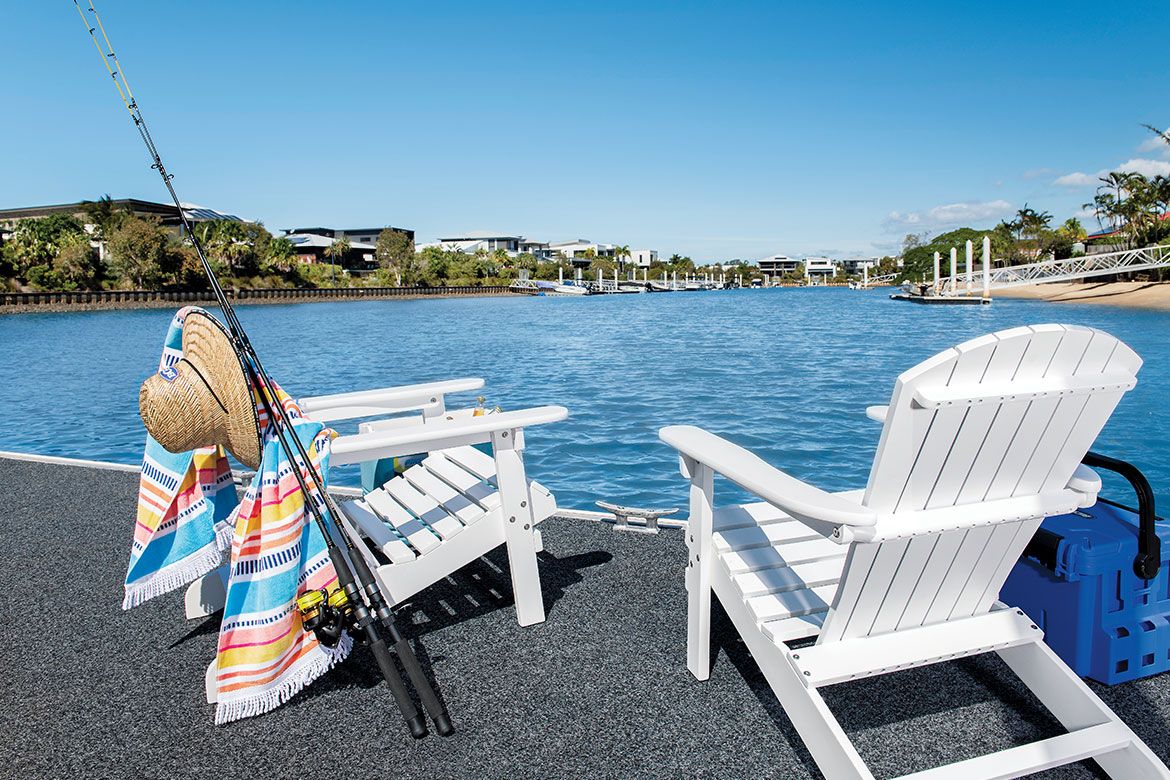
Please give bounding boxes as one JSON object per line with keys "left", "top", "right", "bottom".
{"left": 5, "top": 452, "right": 1170, "bottom": 777}
{"left": 890, "top": 292, "right": 992, "bottom": 305}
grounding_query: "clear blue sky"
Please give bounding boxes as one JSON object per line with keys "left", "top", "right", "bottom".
{"left": 3, "top": 1, "right": 1168, "bottom": 262}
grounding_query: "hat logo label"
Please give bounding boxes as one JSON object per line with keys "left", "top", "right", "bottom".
{"left": 159, "top": 366, "right": 179, "bottom": 382}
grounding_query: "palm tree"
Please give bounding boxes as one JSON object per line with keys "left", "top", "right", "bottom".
{"left": 323, "top": 236, "right": 350, "bottom": 286}
{"left": 1142, "top": 123, "right": 1170, "bottom": 148}
{"left": 1059, "top": 217, "right": 1086, "bottom": 242}
{"left": 614, "top": 244, "right": 631, "bottom": 271}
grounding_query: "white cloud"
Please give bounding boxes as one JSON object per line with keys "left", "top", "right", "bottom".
{"left": 1054, "top": 156, "right": 1170, "bottom": 190}
{"left": 1137, "top": 127, "right": 1170, "bottom": 155}
{"left": 1022, "top": 167, "right": 1056, "bottom": 180}
{"left": 1054, "top": 171, "right": 1101, "bottom": 187}
{"left": 884, "top": 200, "right": 1014, "bottom": 233}
{"left": 1115, "top": 158, "right": 1170, "bottom": 177}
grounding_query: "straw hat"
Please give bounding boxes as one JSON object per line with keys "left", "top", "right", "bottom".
{"left": 139, "top": 311, "right": 262, "bottom": 469}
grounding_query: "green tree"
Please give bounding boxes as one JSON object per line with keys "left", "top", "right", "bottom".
{"left": 1058, "top": 217, "right": 1087, "bottom": 243}
{"left": 323, "top": 236, "right": 351, "bottom": 286}
{"left": 375, "top": 228, "right": 415, "bottom": 286}
{"left": 107, "top": 215, "right": 168, "bottom": 288}
{"left": 418, "top": 246, "right": 450, "bottom": 285}
{"left": 50, "top": 232, "right": 101, "bottom": 290}
{"left": 613, "top": 244, "right": 631, "bottom": 270}
{"left": 80, "top": 195, "right": 128, "bottom": 243}
{"left": 1, "top": 214, "right": 86, "bottom": 280}
{"left": 260, "top": 236, "right": 297, "bottom": 276}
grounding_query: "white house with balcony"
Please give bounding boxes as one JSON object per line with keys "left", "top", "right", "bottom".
{"left": 547, "top": 239, "right": 616, "bottom": 267}
{"left": 757, "top": 254, "right": 801, "bottom": 275}
{"left": 417, "top": 232, "right": 552, "bottom": 259}
{"left": 629, "top": 249, "right": 657, "bottom": 268}
{"left": 802, "top": 256, "right": 838, "bottom": 281}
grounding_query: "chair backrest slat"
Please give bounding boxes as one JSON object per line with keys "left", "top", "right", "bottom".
{"left": 817, "top": 325, "right": 1141, "bottom": 645}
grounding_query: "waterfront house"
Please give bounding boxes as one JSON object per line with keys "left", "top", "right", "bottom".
{"left": 839, "top": 257, "right": 877, "bottom": 275}
{"left": 284, "top": 225, "right": 415, "bottom": 247}
{"left": 547, "top": 239, "right": 616, "bottom": 267}
{"left": 284, "top": 232, "right": 378, "bottom": 273}
{"left": 757, "top": 254, "right": 800, "bottom": 276}
{"left": 802, "top": 256, "right": 838, "bottom": 281}
{"left": 629, "top": 249, "right": 658, "bottom": 268}
{"left": 0, "top": 198, "right": 246, "bottom": 261}
{"left": 418, "top": 233, "right": 551, "bottom": 259}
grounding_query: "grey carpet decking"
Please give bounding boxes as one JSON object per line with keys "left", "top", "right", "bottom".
{"left": 2, "top": 458, "right": 1168, "bottom": 779}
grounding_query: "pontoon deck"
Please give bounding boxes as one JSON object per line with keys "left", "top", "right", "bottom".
{"left": 4, "top": 455, "right": 1169, "bottom": 778}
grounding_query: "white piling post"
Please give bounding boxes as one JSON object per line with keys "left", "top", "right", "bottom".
{"left": 673, "top": 270, "right": 678, "bottom": 289}
{"left": 863, "top": 265, "right": 868, "bottom": 288}
{"left": 982, "top": 235, "right": 991, "bottom": 298}
{"left": 949, "top": 248, "right": 957, "bottom": 294}
{"left": 614, "top": 268, "right": 618, "bottom": 290}
{"left": 643, "top": 268, "right": 647, "bottom": 283}
{"left": 933, "top": 251, "right": 941, "bottom": 295}
{"left": 965, "top": 240, "right": 973, "bottom": 294}
{"left": 558, "top": 267, "right": 564, "bottom": 285}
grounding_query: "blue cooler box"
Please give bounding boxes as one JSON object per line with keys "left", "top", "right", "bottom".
{"left": 1001, "top": 500, "right": 1170, "bottom": 685}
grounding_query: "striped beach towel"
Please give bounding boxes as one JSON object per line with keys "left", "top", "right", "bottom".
{"left": 127, "top": 307, "right": 350, "bottom": 722}
{"left": 213, "top": 412, "right": 351, "bottom": 724}
{"left": 124, "top": 307, "right": 238, "bottom": 608}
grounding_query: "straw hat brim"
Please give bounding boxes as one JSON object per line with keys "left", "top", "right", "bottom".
{"left": 181, "top": 312, "right": 261, "bottom": 468}
{"left": 139, "top": 311, "right": 262, "bottom": 469}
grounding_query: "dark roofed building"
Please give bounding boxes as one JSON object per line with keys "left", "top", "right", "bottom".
{"left": 285, "top": 226, "right": 415, "bottom": 246}
{"left": 0, "top": 198, "right": 245, "bottom": 242}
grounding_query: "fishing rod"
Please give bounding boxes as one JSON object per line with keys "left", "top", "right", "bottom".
{"left": 74, "top": 1, "right": 453, "bottom": 738}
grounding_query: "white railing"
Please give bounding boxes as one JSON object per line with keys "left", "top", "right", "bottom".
{"left": 937, "top": 244, "right": 1170, "bottom": 294}
{"left": 860, "top": 273, "right": 899, "bottom": 287}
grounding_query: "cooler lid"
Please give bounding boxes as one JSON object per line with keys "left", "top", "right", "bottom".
{"left": 1035, "top": 501, "right": 1170, "bottom": 579}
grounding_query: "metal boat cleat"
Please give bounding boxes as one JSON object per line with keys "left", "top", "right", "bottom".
{"left": 595, "top": 500, "right": 678, "bottom": 535}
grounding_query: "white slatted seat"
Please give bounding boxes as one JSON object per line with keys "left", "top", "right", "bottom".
{"left": 338, "top": 444, "right": 558, "bottom": 614}
{"left": 185, "top": 378, "right": 567, "bottom": 637}
{"left": 661, "top": 325, "right": 1168, "bottom": 780}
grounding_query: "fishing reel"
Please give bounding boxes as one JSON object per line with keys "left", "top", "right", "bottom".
{"left": 295, "top": 586, "right": 355, "bottom": 647}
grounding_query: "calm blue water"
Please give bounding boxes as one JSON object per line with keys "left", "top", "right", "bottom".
{"left": 1, "top": 288, "right": 1167, "bottom": 512}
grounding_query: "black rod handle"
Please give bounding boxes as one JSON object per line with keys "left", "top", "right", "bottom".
{"left": 369, "top": 634, "right": 427, "bottom": 739}
{"left": 394, "top": 636, "right": 455, "bottom": 736}
{"left": 330, "top": 547, "right": 426, "bottom": 738}
{"left": 1082, "top": 451, "right": 1162, "bottom": 580}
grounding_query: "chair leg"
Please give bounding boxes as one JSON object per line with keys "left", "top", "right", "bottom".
{"left": 685, "top": 459, "right": 714, "bottom": 680}
{"left": 492, "top": 430, "right": 546, "bottom": 627}
{"left": 718, "top": 575, "right": 875, "bottom": 779}
{"left": 997, "top": 640, "right": 1169, "bottom": 779}
{"left": 184, "top": 563, "right": 229, "bottom": 619}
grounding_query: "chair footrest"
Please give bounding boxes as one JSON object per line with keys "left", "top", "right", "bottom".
{"left": 788, "top": 609, "right": 1042, "bottom": 687}
{"left": 894, "top": 721, "right": 1133, "bottom": 780}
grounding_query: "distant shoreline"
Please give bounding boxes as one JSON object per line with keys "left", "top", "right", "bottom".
{"left": 0, "top": 287, "right": 519, "bottom": 315}
{"left": 992, "top": 282, "right": 1170, "bottom": 311}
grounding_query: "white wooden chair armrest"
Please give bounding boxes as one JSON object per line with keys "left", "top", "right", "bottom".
{"left": 659, "top": 425, "right": 877, "bottom": 530}
{"left": 299, "top": 378, "right": 485, "bottom": 422}
{"left": 865, "top": 405, "right": 888, "bottom": 423}
{"left": 1067, "top": 463, "right": 1101, "bottom": 507}
{"left": 331, "top": 405, "right": 568, "bottom": 465}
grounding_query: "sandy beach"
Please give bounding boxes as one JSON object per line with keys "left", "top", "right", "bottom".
{"left": 993, "top": 281, "right": 1170, "bottom": 311}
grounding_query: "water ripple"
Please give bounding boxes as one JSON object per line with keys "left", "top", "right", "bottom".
{"left": 1, "top": 288, "right": 1166, "bottom": 511}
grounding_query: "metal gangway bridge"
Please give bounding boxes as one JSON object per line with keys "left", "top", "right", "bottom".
{"left": 937, "top": 243, "right": 1170, "bottom": 295}
{"left": 857, "top": 243, "right": 1170, "bottom": 296}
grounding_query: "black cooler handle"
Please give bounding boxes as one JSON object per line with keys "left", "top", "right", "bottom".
{"left": 1082, "top": 451, "right": 1162, "bottom": 581}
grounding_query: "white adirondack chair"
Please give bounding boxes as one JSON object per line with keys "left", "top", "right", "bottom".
{"left": 660, "top": 325, "right": 1168, "bottom": 780}
{"left": 187, "top": 378, "right": 566, "bottom": 704}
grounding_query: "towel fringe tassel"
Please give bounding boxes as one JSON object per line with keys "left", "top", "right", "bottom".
{"left": 213, "top": 632, "right": 353, "bottom": 725}
{"left": 122, "top": 541, "right": 223, "bottom": 610}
